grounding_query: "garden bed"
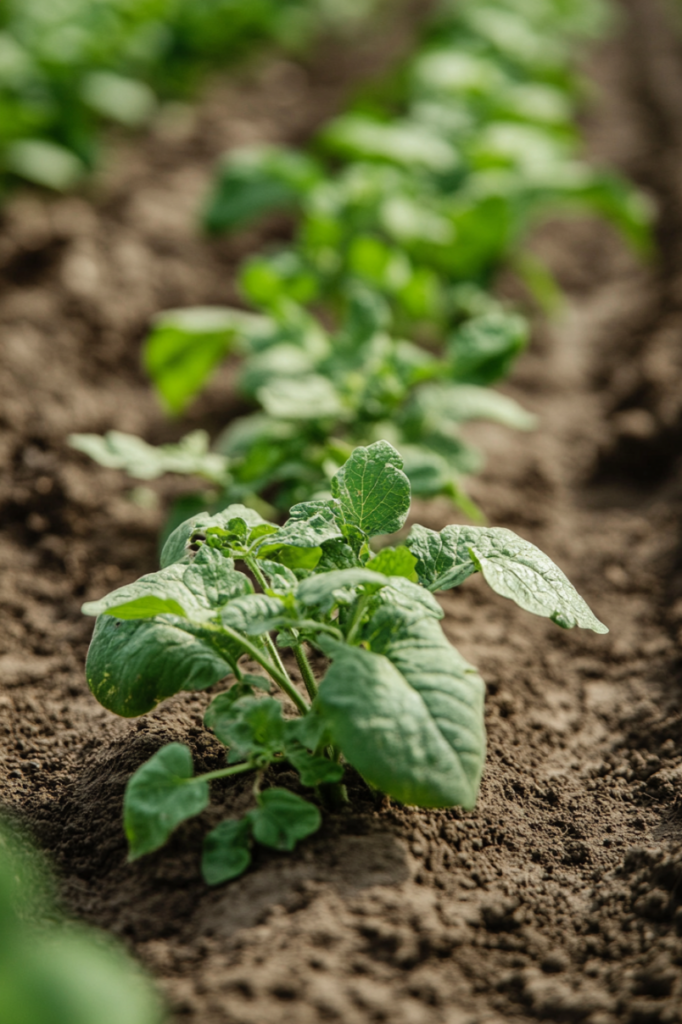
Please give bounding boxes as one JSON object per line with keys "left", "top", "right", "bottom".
{"left": 1, "top": 1, "right": 682, "bottom": 1022}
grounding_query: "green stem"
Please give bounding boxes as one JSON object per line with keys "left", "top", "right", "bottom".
{"left": 294, "top": 643, "right": 318, "bottom": 701}
{"left": 346, "top": 593, "right": 372, "bottom": 645}
{"left": 245, "top": 554, "right": 309, "bottom": 713}
{"left": 194, "top": 758, "right": 284, "bottom": 784}
{"left": 215, "top": 625, "right": 310, "bottom": 715}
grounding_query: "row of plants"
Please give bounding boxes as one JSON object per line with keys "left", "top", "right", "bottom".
{"left": 74, "top": 0, "right": 627, "bottom": 885}
{"left": 0, "top": 0, "right": 377, "bottom": 193}
{"left": 72, "top": 0, "right": 650, "bottom": 532}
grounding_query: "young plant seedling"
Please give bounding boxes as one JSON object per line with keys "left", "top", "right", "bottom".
{"left": 83, "top": 441, "right": 607, "bottom": 884}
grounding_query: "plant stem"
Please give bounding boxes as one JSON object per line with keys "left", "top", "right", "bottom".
{"left": 244, "top": 554, "right": 309, "bottom": 713}
{"left": 346, "top": 593, "right": 372, "bottom": 645}
{"left": 215, "top": 625, "right": 310, "bottom": 715}
{"left": 294, "top": 643, "right": 318, "bottom": 700}
{"left": 195, "top": 758, "right": 284, "bottom": 784}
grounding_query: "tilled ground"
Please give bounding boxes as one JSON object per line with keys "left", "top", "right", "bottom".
{"left": 1, "top": 2, "right": 682, "bottom": 1022}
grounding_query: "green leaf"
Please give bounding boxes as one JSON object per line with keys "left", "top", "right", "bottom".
{"left": 68, "top": 429, "right": 230, "bottom": 485}
{"left": 257, "top": 374, "right": 345, "bottom": 420}
{"left": 317, "top": 625, "right": 485, "bottom": 809}
{"left": 256, "top": 500, "right": 343, "bottom": 554}
{"left": 247, "top": 789, "right": 321, "bottom": 851}
{"left": 407, "top": 524, "right": 608, "bottom": 632}
{"left": 202, "top": 819, "right": 252, "bottom": 886}
{"left": 161, "top": 504, "right": 273, "bottom": 568}
{"left": 203, "top": 145, "right": 322, "bottom": 235}
{"left": 408, "top": 383, "right": 536, "bottom": 432}
{"left": 382, "top": 576, "right": 444, "bottom": 620}
{"left": 144, "top": 306, "right": 270, "bottom": 415}
{"left": 407, "top": 524, "right": 480, "bottom": 591}
{"left": 369, "top": 546, "right": 418, "bottom": 581}
{"left": 321, "top": 114, "right": 459, "bottom": 173}
{"left": 219, "top": 594, "right": 285, "bottom": 634}
{"left": 467, "top": 533, "right": 609, "bottom": 633}
{"left": 86, "top": 616, "right": 231, "bottom": 717}
{"left": 204, "top": 695, "right": 285, "bottom": 761}
{"left": 258, "top": 560, "right": 299, "bottom": 594}
{"left": 449, "top": 312, "right": 529, "bottom": 386}
{"left": 82, "top": 551, "right": 251, "bottom": 622}
{"left": 331, "top": 440, "right": 411, "bottom": 537}
{"left": 123, "top": 743, "right": 209, "bottom": 860}
{"left": 285, "top": 740, "right": 344, "bottom": 787}
{"left": 297, "top": 568, "right": 389, "bottom": 611}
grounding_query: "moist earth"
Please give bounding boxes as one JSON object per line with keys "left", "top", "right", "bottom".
{"left": 1, "top": 1, "right": 682, "bottom": 1022}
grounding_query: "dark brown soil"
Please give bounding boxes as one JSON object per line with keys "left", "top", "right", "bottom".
{"left": 2, "top": 2, "right": 682, "bottom": 1022}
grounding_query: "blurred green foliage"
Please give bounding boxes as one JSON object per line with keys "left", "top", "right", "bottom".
{"left": 0, "top": 0, "right": 377, "bottom": 192}
{"left": 0, "top": 820, "right": 163, "bottom": 1024}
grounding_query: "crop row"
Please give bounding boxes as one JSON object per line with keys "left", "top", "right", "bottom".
{"left": 72, "top": 0, "right": 649, "bottom": 533}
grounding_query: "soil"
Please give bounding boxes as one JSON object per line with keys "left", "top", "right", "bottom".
{"left": 1, "top": 1, "right": 682, "bottom": 1022}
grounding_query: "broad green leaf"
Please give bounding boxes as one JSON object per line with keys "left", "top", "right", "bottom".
{"left": 407, "top": 523, "right": 480, "bottom": 591}
{"left": 248, "top": 789, "right": 321, "bottom": 851}
{"left": 467, "top": 533, "right": 608, "bottom": 632}
{"left": 257, "top": 374, "right": 345, "bottom": 420}
{"left": 317, "top": 625, "right": 485, "bottom": 808}
{"left": 408, "top": 383, "right": 536, "bottom": 432}
{"left": 204, "top": 695, "right": 284, "bottom": 762}
{"left": 124, "top": 743, "right": 209, "bottom": 860}
{"left": 219, "top": 594, "right": 285, "bottom": 634}
{"left": 203, "top": 146, "right": 322, "bottom": 235}
{"left": 285, "top": 710, "right": 333, "bottom": 754}
{"left": 258, "top": 560, "right": 299, "bottom": 595}
{"left": 161, "top": 504, "right": 272, "bottom": 568}
{"left": 369, "top": 546, "right": 418, "bottom": 580}
{"left": 408, "top": 524, "right": 608, "bottom": 632}
{"left": 144, "top": 306, "right": 270, "bottom": 415}
{"left": 202, "top": 819, "right": 252, "bottom": 886}
{"left": 81, "top": 565, "right": 194, "bottom": 620}
{"left": 321, "top": 114, "right": 459, "bottom": 173}
{"left": 331, "top": 440, "right": 411, "bottom": 537}
{"left": 449, "top": 312, "right": 529, "bottom": 386}
{"left": 68, "top": 429, "right": 230, "bottom": 485}
{"left": 81, "top": 71, "right": 156, "bottom": 127}
{"left": 382, "top": 576, "right": 444, "bottom": 620}
{"left": 285, "top": 740, "right": 344, "bottom": 787}
{"left": 182, "top": 546, "right": 253, "bottom": 609}
{"left": 86, "top": 616, "right": 231, "bottom": 717}
{"left": 297, "top": 568, "right": 389, "bottom": 611}
{"left": 6, "top": 138, "right": 85, "bottom": 191}
{"left": 82, "top": 552, "right": 251, "bottom": 621}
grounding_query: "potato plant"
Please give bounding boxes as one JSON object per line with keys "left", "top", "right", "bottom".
{"left": 83, "top": 442, "right": 607, "bottom": 884}
{"left": 71, "top": 290, "right": 534, "bottom": 522}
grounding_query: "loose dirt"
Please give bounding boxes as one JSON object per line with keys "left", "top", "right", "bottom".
{"left": 1, "top": 1, "right": 682, "bottom": 1022}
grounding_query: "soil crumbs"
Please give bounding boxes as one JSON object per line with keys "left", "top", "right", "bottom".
{"left": 2, "top": 2, "right": 682, "bottom": 1023}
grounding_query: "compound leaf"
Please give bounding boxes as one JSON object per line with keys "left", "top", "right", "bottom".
{"left": 248, "top": 789, "right": 321, "bottom": 851}
{"left": 202, "top": 819, "right": 252, "bottom": 886}
{"left": 124, "top": 743, "right": 209, "bottom": 859}
{"left": 331, "top": 440, "right": 411, "bottom": 537}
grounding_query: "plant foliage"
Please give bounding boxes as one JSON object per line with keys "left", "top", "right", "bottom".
{"left": 83, "top": 442, "right": 607, "bottom": 884}
{"left": 72, "top": 0, "right": 649, "bottom": 522}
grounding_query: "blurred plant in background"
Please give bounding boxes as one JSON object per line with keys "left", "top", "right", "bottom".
{"left": 0, "top": 819, "right": 163, "bottom": 1024}
{"left": 0, "top": 0, "right": 378, "bottom": 193}
{"left": 71, "top": 0, "right": 651, "bottom": 531}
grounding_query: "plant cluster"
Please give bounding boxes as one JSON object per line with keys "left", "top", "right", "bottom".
{"left": 0, "top": 821, "right": 162, "bottom": 1024}
{"left": 83, "top": 442, "right": 607, "bottom": 883}
{"left": 72, "top": 0, "right": 649, "bottom": 526}
{"left": 0, "top": 0, "right": 376, "bottom": 192}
